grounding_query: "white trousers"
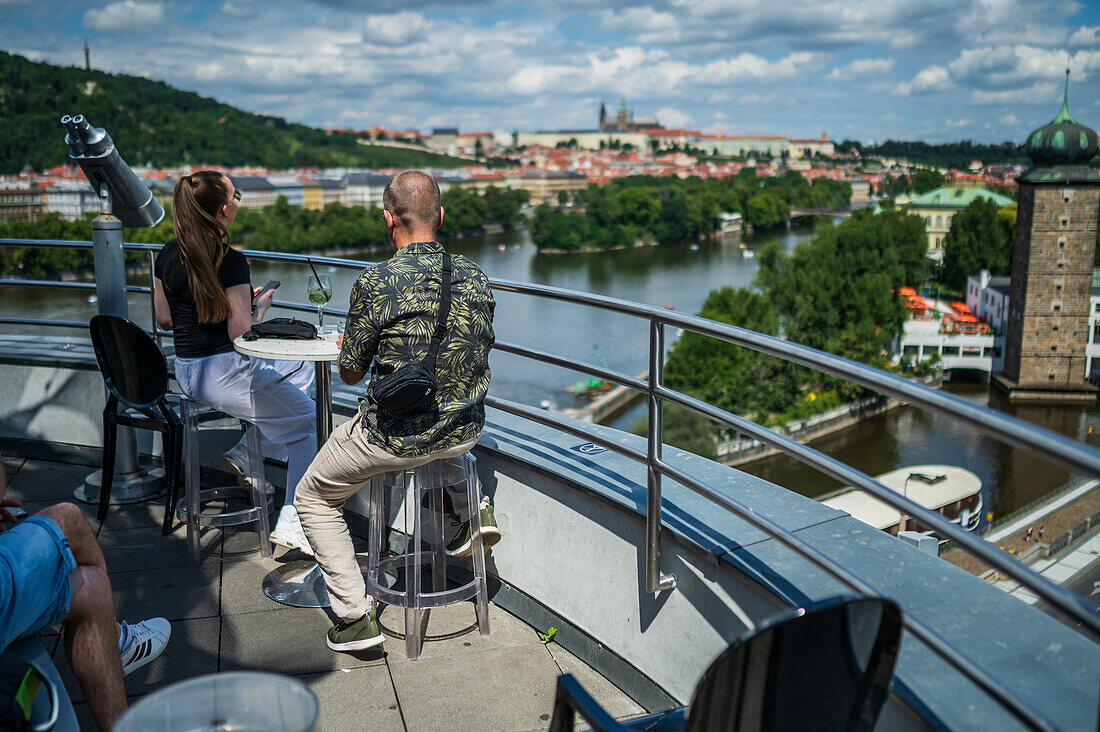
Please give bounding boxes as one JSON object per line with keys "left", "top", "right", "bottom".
{"left": 175, "top": 351, "right": 317, "bottom": 503}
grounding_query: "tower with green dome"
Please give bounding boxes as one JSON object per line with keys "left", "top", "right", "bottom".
{"left": 997, "top": 70, "right": 1100, "bottom": 400}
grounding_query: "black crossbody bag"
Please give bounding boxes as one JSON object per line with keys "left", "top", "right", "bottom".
{"left": 368, "top": 253, "right": 452, "bottom": 416}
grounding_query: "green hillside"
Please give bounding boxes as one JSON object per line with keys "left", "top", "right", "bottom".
{"left": 0, "top": 51, "right": 466, "bottom": 174}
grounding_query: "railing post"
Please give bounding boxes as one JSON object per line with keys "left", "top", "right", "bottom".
{"left": 646, "top": 318, "right": 676, "bottom": 593}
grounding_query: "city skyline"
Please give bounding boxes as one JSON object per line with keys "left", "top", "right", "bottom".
{"left": 3, "top": 0, "right": 1100, "bottom": 144}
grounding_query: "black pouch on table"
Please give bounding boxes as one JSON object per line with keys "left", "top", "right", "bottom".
{"left": 242, "top": 317, "right": 317, "bottom": 341}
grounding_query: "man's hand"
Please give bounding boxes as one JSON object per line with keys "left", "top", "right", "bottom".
{"left": 0, "top": 497, "right": 24, "bottom": 532}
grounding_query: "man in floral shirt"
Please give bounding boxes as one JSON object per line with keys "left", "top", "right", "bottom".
{"left": 295, "top": 170, "right": 498, "bottom": 653}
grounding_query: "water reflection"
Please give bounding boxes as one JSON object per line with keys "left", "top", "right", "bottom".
{"left": 739, "top": 382, "right": 1100, "bottom": 517}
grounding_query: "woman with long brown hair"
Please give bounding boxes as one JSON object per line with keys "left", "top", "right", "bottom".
{"left": 153, "top": 171, "right": 316, "bottom": 554}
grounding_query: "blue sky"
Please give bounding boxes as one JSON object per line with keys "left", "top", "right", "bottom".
{"left": 3, "top": 0, "right": 1100, "bottom": 144}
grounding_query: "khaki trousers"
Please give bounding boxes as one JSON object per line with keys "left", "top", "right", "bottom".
{"left": 294, "top": 411, "right": 479, "bottom": 622}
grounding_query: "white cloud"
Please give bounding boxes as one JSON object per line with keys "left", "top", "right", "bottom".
{"left": 656, "top": 106, "right": 694, "bottom": 128}
{"left": 971, "top": 82, "right": 1058, "bottom": 105}
{"left": 1068, "top": 26, "right": 1100, "bottom": 48}
{"left": 83, "top": 1, "right": 165, "bottom": 32}
{"left": 897, "top": 65, "right": 950, "bottom": 95}
{"left": 827, "top": 57, "right": 895, "bottom": 81}
{"left": 363, "top": 11, "right": 432, "bottom": 46}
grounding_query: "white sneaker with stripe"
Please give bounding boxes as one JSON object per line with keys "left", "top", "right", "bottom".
{"left": 119, "top": 617, "right": 171, "bottom": 676}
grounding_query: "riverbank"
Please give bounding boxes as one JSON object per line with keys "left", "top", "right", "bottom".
{"left": 535, "top": 229, "right": 733, "bottom": 255}
{"left": 721, "top": 374, "right": 941, "bottom": 467}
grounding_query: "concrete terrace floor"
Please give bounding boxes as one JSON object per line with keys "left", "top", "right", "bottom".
{"left": 3, "top": 455, "right": 644, "bottom": 731}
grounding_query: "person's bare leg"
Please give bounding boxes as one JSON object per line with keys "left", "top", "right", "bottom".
{"left": 38, "top": 502, "right": 106, "bottom": 572}
{"left": 64, "top": 565, "right": 126, "bottom": 730}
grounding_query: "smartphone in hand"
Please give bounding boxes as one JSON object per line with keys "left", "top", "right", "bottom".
{"left": 252, "top": 280, "right": 281, "bottom": 307}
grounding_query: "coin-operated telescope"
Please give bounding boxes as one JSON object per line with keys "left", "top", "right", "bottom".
{"left": 61, "top": 114, "right": 164, "bottom": 227}
{"left": 61, "top": 114, "right": 166, "bottom": 506}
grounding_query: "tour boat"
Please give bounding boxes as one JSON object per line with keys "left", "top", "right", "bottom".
{"left": 821, "top": 465, "right": 983, "bottom": 537}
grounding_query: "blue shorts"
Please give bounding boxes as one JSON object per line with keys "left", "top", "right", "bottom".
{"left": 0, "top": 516, "right": 77, "bottom": 651}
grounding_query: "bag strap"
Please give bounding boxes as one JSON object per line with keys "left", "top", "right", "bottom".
{"left": 424, "top": 252, "right": 452, "bottom": 372}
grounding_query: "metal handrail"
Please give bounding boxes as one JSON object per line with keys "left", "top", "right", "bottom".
{"left": 0, "top": 236, "right": 1095, "bottom": 729}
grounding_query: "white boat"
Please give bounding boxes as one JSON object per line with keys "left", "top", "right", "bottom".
{"left": 821, "top": 464, "right": 983, "bottom": 536}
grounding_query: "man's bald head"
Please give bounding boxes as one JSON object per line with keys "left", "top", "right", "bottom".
{"left": 383, "top": 170, "right": 441, "bottom": 232}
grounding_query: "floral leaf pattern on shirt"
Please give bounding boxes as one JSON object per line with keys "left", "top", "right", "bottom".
{"left": 339, "top": 241, "right": 495, "bottom": 457}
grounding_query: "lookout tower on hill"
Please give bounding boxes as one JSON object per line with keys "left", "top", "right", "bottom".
{"left": 996, "top": 70, "right": 1100, "bottom": 401}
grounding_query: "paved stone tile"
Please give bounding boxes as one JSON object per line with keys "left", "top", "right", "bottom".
{"left": 220, "top": 607, "right": 386, "bottom": 675}
{"left": 1058, "top": 551, "right": 1091, "bottom": 570}
{"left": 2, "top": 454, "right": 25, "bottom": 481}
{"left": 390, "top": 643, "right": 562, "bottom": 731}
{"left": 4, "top": 460, "right": 92, "bottom": 503}
{"left": 111, "top": 564, "right": 221, "bottom": 622}
{"left": 546, "top": 642, "right": 645, "bottom": 719}
{"left": 101, "top": 499, "right": 172, "bottom": 533}
{"left": 54, "top": 616, "right": 220, "bottom": 704}
{"left": 222, "top": 523, "right": 272, "bottom": 559}
{"left": 299, "top": 667, "right": 404, "bottom": 732}
{"left": 381, "top": 599, "right": 542, "bottom": 664}
{"left": 99, "top": 525, "right": 220, "bottom": 573}
{"left": 1041, "top": 564, "right": 1078, "bottom": 583}
{"left": 221, "top": 554, "right": 290, "bottom": 616}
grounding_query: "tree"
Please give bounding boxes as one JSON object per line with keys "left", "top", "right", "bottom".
{"left": 940, "top": 198, "right": 1015, "bottom": 290}
{"left": 557, "top": 190, "right": 570, "bottom": 206}
{"left": 664, "top": 287, "right": 800, "bottom": 419}
{"left": 911, "top": 169, "right": 945, "bottom": 194}
{"left": 755, "top": 209, "right": 924, "bottom": 356}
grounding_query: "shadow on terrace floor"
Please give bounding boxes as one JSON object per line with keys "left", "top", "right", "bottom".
{"left": 4, "top": 454, "right": 643, "bottom": 731}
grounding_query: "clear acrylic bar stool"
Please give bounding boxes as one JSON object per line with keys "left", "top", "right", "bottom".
{"left": 176, "top": 397, "right": 272, "bottom": 566}
{"left": 365, "top": 453, "right": 490, "bottom": 660}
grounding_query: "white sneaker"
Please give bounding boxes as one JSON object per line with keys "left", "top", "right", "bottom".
{"left": 222, "top": 443, "right": 276, "bottom": 496}
{"left": 270, "top": 506, "right": 314, "bottom": 557}
{"left": 119, "top": 617, "right": 171, "bottom": 676}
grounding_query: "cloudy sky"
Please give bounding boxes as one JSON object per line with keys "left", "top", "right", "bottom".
{"left": 3, "top": 0, "right": 1100, "bottom": 144}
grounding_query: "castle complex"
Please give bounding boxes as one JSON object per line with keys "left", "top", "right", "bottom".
{"left": 598, "top": 99, "right": 661, "bottom": 132}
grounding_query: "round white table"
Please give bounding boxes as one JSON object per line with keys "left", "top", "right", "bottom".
{"left": 234, "top": 331, "right": 341, "bottom": 608}
{"left": 234, "top": 331, "right": 341, "bottom": 452}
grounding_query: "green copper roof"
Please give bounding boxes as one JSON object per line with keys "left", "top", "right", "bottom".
{"left": 1021, "top": 69, "right": 1099, "bottom": 181}
{"left": 907, "top": 185, "right": 1014, "bottom": 209}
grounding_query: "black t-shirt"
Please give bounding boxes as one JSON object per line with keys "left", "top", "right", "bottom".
{"left": 154, "top": 239, "right": 251, "bottom": 358}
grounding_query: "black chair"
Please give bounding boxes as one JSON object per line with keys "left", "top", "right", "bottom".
{"left": 548, "top": 595, "right": 903, "bottom": 732}
{"left": 89, "top": 315, "right": 182, "bottom": 535}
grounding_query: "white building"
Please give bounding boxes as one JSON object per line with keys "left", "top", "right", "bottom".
{"left": 343, "top": 173, "right": 389, "bottom": 208}
{"left": 266, "top": 175, "right": 305, "bottom": 207}
{"left": 1086, "top": 273, "right": 1100, "bottom": 381}
{"left": 232, "top": 176, "right": 277, "bottom": 209}
{"left": 44, "top": 180, "right": 99, "bottom": 220}
{"left": 965, "top": 270, "right": 1011, "bottom": 334}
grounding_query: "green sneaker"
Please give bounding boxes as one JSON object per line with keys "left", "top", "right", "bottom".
{"left": 445, "top": 505, "right": 502, "bottom": 558}
{"left": 326, "top": 611, "right": 384, "bottom": 653}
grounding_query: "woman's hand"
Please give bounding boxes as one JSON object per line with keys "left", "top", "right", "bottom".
{"left": 252, "top": 287, "right": 275, "bottom": 321}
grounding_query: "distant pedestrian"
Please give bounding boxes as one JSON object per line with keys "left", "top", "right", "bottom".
{"left": 1038, "top": 525, "right": 1045, "bottom": 542}
{"left": 1025, "top": 526, "right": 1034, "bottom": 543}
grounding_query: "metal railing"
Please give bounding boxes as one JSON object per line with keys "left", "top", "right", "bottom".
{"left": 2, "top": 237, "right": 1099, "bottom": 730}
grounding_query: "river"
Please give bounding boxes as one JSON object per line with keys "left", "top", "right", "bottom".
{"left": 5, "top": 222, "right": 1098, "bottom": 519}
